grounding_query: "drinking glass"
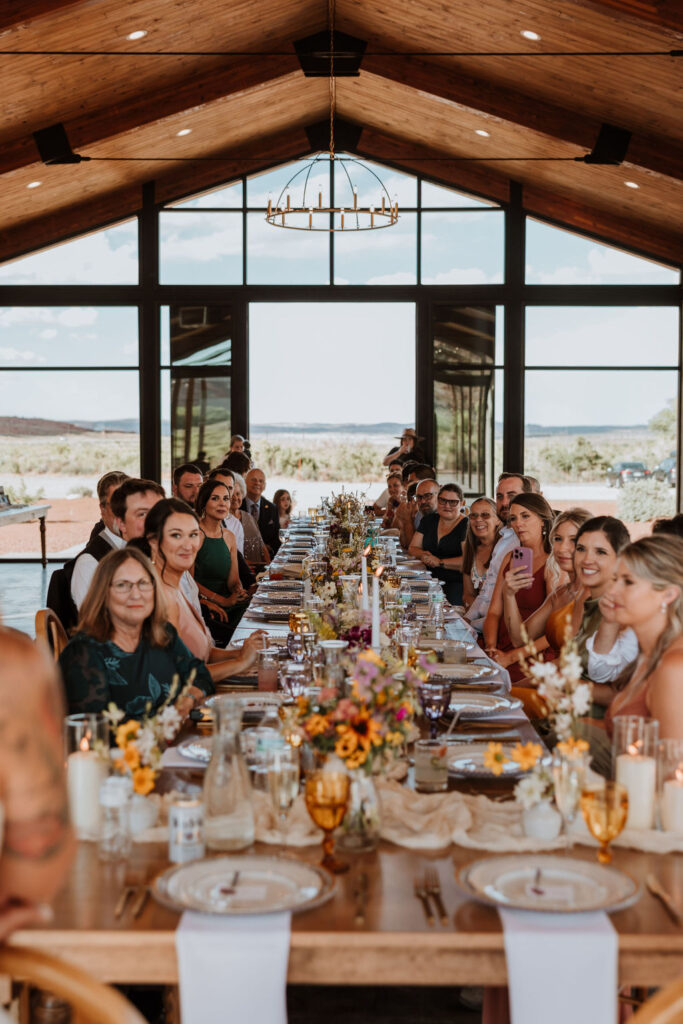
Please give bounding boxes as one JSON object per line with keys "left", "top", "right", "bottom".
{"left": 417, "top": 680, "right": 452, "bottom": 739}
{"left": 257, "top": 648, "right": 280, "bottom": 692}
{"left": 580, "top": 781, "right": 629, "bottom": 864}
{"left": 280, "top": 660, "right": 311, "bottom": 699}
{"left": 304, "top": 770, "right": 350, "bottom": 873}
{"left": 279, "top": 528, "right": 287, "bottom": 546}
{"left": 398, "top": 625, "right": 421, "bottom": 666}
{"left": 551, "top": 749, "right": 588, "bottom": 852}
{"left": 414, "top": 738, "right": 448, "bottom": 792}
{"left": 267, "top": 745, "right": 300, "bottom": 844}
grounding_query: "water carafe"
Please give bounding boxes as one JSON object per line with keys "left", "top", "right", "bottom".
{"left": 203, "top": 695, "right": 255, "bottom": 851}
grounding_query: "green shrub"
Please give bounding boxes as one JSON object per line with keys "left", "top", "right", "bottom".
{"left": 618, "top": 480, "right": 676, "bottom": 522}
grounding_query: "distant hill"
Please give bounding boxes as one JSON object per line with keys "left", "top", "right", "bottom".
{"left": 0, "top": 416, "right": 91, "bottom": 436}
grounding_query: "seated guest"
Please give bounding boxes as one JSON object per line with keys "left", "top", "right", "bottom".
{"left": 0, "top": 624, "right": 75, "bottom": 923}
{"left": 195, "top": 479, "right": 249, "bottom": 643}
{"left": 483, "top": 493, "right": 556, "bottom": 673}
{"left": 527, "top": 475, "right": 542, "bottom": 494}
{"left": 409, "top": 482, "right": 468, "bottom": 605}
{"left": 394, "top": 481, "right": 420, "bottom": 548}
{"left": 382, "top": 427, "right": 426, "bottom": 467}
{"left": 603, "top": 536, "right": 683, "bottom": 739}
{"left": 112, "top": 478, "right": 166, "bottom": 543}
{"left": 207, "top": 467, "right": 244, "bottom": 553}
{"left": 652, "top": 513, "right": 683, "bottom": 539}
{"left": 230, "top": 474, "right": 270, "bottom": 569}
{"left": 59, "top": 547, "right": 213, "bottom": 719}
{"left": 69, "top": 470, "right": 130, "bottom": 611}
{"left": 221, "top": 450, "right": 252, "bottom": 477}
{"left": 413, "top": 478, "right": 439, "bottom": 533}
{"left": 144, "top": 499, "right": 264, "bottom": 680}
{"left": 373, "top": 460, "right": 404, "bottom": 513}
{"left": 273, "top": 488, "right": 293, "bottom": 529}
{"left": 243, "top": 468, "right": 280, "bottom": 555}
{"left": 381, "top": 473, "right": 405, "bottom": 529}
{"left": 172, "top": 463, "right": 203, "bottom": 508}
{"left": 462, "top": 497, "right": 502, "bottom": 611}
{"left": 409, "top": 463, "right": 437, "bottom": 483}
{"left": 226, "top": 434, "right": 246, "bottom": 454}
{"left": 465, "top": 472, "right": 531, "bottom": 633}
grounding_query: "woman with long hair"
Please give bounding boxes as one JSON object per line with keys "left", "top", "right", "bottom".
{"left": 461, "top": 497, "right": 502, "bottom": 611}
{"left": 194, "top": 479, "right": 249, "bottom": 643}
{"left": 144, "top": 498, "right": 265, "bottom": 681}
{"left": 59, "top": 547, "right": 213, "bottom": 718}
{"left": 273, "top": 488, "right": 293, "bottom": 529}
{"left": 604, "top": 535, "right": 683, "bottom": 739}
{"left": 408, "top": 483, "right": 468, "bottom": 605}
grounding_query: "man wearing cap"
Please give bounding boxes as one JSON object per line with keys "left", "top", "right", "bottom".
{"left": 382, "top": 427, "right": 426, "bottom": 467}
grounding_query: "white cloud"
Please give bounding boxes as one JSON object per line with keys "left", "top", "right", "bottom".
{"left": 39, "top": 329, "right": 57, "bottom": 339}
{"left": 161, "top": 220, "right": 241, "bottom": 262}
{"left": 58, "top": 307, "right": 99, "bottom": 327}
{"left": 421, "top": 267, "right": 495, "bottom": 284}
{"left": 0, "top": 223, "right": 138, "bottom": 284}
{"left": 366, "top": 271, "right": 416, "bottom": 285}
{"left": 0, "top": 347, "right": 47, "bottom": 364}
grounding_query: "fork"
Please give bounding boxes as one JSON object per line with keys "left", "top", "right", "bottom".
{"left": 414, "top": 878, "right": 434, "bottom": 926}
{"left": 424, "top": 867, "right": 449, "bottom": 926}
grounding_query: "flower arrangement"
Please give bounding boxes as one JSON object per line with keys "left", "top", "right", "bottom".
{"left": 104, "top": 672, "right": 194, "bottom": 794}
{"left": 308, "top": 603, "right": 390, "bottom": 650}
{"left": 282, "top": 650, "right": 419, "bottom": 774}
{"left": 519, "top": 622, "right": 592, "bottom": 741}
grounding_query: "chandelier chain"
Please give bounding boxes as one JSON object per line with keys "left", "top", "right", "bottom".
{"left": 329, "top": 0, "right": 335, "bottom": 161}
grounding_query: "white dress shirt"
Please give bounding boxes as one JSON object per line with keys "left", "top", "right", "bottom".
{"left": 71, "top": 526, "right": 125, "bottom": 609}
{"left": 465, "top": 525, "right": 518, "bottom": 633}
{"left": 223, "top": 514, "right": 244, "bottom": 554}
{"left": 586, "top": 628, "right": 639, "bottom": 683}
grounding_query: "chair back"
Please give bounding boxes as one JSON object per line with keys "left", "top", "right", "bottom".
{"left": 631, "top": 979, "right": 683, "bottom": 1024}
{"left": 35, "top": 608, "right": 69, "bottom": 661}
{"left": 0, "top": 947, "right": 147, "bottom": 1024}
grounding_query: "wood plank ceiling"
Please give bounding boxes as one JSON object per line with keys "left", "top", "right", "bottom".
{"left": 0, "top": 0, "right": 681, "bottom": 265}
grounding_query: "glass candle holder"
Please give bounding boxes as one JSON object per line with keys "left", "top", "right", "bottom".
{"left": 612, "top": 715, "right": 659, "bottom": 830}
{"left": 414, "top": 738, "right": 448, "bottom": 792}
{"left": 658, "top": 738, "right": 683, "bottom": 833}
{"left": 64, "top": 713, "right": 110, "bottom": 841}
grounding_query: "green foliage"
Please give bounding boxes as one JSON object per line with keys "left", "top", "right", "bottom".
{"left": 250, "top": 440, "right": 383, "bottom": 482}
{"left": 0, "top": 434, "right": 139, "bottom": 476}
{"left": 617, "top": 480, "right": 676, "bottom": 523}
{"left": 536, "top": 436, "right": 610, "bottom": 481}
{"left": 649, "top": 400, "right": 676, "bottom": 437}
{"left": 67, "top": 485, "right": 94, "bottom": 498}
{"left": 5, "top": 479, "right": 46, "bottom": 503}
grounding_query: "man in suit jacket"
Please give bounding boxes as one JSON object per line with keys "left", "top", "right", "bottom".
{"left": 241, "top": 468, "right": 280, "bottom": 556}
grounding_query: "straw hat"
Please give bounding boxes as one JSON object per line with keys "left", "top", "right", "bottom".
{"left": 394, "top": 428, "right": 424, "bottom": 442}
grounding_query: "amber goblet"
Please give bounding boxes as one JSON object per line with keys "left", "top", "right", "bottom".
{"left": 304, "top": 770, "right": 350, "bottom": 874}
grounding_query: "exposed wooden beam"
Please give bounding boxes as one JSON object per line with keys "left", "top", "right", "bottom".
{"left": 0, "top": 0, "right": 85, "bottom": 34}
{"left": 0, "top": 52, "right": 301, "bottom": 177}
{"left": 567, "top": 0, "right": 683, "bottom": 33}
{"left": 362, "top": 56, "right": 683, "bottom": 182}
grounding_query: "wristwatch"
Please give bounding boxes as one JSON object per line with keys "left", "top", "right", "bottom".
{"left": 439, "top": 559, "right": 444, "bottom": 568}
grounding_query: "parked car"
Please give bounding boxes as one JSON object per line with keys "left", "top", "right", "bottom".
{"left": 653, "top": 456, "right": 676, "bottom": 488}
{"left": 605, "top": 461, "right": 651, "bottom": 488}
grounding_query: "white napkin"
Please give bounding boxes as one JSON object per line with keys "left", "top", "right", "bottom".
{"left": 499, "top": 908, "right": 617, "bottom": 1024}
{"left": 175, "top": 910, "right": 291, "bottom": 1024}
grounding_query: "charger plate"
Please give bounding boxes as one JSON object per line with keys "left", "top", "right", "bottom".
{"left": 430, "top": 664, "right": 497, "bottom": 682}
{"left": 249, "top": 605, "right": 294, "bottom": 622}
{"left": 448, "top": 742, "right": 547, "bottom": 778}
{"left": 153, "top": 855, "right": 335, "bottom": 915}
{"left": 262, "top": 580, "right": 304, "bottom": 589}
{"left": 457, "top": 854, "right": 640, "bottom": 914}
{"left": 448, "top": 692, "right": 521, "bottom": 718}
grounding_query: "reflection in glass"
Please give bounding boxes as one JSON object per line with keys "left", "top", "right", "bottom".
{"left": 334, "top": 214, "right": 417, "bottom": 285}
{"left": 432, "top": 305, "right": 495, "bottom": 494}
{"left": 0, "top": 307, "right": 138, "bottom": 367}
{"left": 160, "top": 212, "right": 242, "bottom": 284}
{"left": 0, "top": 221, "right": 138, "bottom": 285}
{"left": 526, "top": 218, "right": 679, "bottom": 285}
{"left": 421, "top": 212, "right": 504, "bottom": 284}
{"left": 525, "top": 307, "right": 679, "bottom": 368}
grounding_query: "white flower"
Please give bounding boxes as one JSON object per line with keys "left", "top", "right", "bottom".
{"left": 105, "top": 702, "right": 125, "bottom": 726}
{"left": 515, "top": 772, "right": 546, "bottom": 810}
{"left": 156, "top": 705, "right": 182, "bottom": 742}
{"left": 135, "top": 724, "right": 158, "bottom": 763}
{"left": 572, "top": 683, "right": 592, "bottom": 716}
{"left": 554, "top": 712, "right": 573, "bottom": 740}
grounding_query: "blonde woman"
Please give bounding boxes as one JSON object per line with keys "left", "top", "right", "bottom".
{"left": 461, "top": 497, "right": 502, "bottom": 610}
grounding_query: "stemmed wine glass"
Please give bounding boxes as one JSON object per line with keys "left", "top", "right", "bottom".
{"left": 551, "top": 749, "right": 588, "bottom": 852}
{"left": 580, "top": 780, "right": 629, "bottom": 864}
{"left": 267, "top": 745, "right": 300, "bottom": 845}
{"left": 417, "top": 680, "right": 452, "bottom": 739}
{"left": 304, "top": 770, "right": 350, "bottom": 874}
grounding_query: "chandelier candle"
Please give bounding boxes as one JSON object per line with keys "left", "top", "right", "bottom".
{"left": 361, "top": 545, "right": 370, "bottom": 611}
{"left": 371, "top": 567, "right": 383, "bottom": 653}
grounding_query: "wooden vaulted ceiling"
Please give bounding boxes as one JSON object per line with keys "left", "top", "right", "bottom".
{"left": 0, "top": 0, "right": 681, "bottom": 266}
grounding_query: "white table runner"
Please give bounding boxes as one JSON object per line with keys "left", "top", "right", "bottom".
{"left": 175, "top": 910, "right": 291, "bottom": 1024}
{"left": 499, "top": 907, "right": 617, "bottom": 1024}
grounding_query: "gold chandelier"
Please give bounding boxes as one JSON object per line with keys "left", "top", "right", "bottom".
{"left": 265, "top": 0, "right": 399, "bottom": 233}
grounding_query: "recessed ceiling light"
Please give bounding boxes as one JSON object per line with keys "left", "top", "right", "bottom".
{"left": 176, "top": 128, "right": 192, "bottom": 137}
{"left": 27, "top": 181, "right": 42, "bottom": 189}
{"left": 521, "top": 30, "right": 541, "bottom": 40}
{"left": 624, "top": 181, "right": 640, "bottom": 189}
{"left": 127, "top": 30, "right": 147, "bottom": 40}
{"left": 475, "top": 129, "right": 490, "bottom": 137}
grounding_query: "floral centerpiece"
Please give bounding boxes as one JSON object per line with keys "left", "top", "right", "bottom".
{"left": 103, "top": 672, "right": 194, "bottom": 795}
{"left": 308, "top": 603, "right": 390, "bottom": 649}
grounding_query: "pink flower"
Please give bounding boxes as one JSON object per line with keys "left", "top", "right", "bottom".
{"left": 319, "top": 687, "right": 339, "bottom": 702}
{"left": 396, "top": 707, "right": 408, "bottom": 721}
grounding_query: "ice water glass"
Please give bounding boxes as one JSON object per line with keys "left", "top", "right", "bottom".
{"left": 267, "top": 745, "right": 300, "bottom": 843}
{"left": 417, "top": 680, "right": 452, "bottom": 739}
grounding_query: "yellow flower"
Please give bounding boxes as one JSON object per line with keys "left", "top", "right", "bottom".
{"left": 115, "top": 720, "right": 140, "bottom": 749}
{"left": 510, "top": 742, "right": 543, "bottom": 771}
{"left": 335, "top": 731, "right": 359, "bottom": 758}
{"left": 345, "top": 748, "right": 368, "bottom": 770}
{"left": 386, "top": 730, "right": 405, "bottom": 747}
{"left": 123, "top": 743, "right": 141, "bottom": 771}
{"left": 557, "top": 737, "right": 589, "bottom": 758}
{"left": 305, "top": 714, "right": 329, "bottom": 738}
{"left": 483, "top": 742, "right": 508, "bottom": 776}
{"left": 359, "top": 649, "right": 385, "bottom": 669}
{"left": 132, "top": 766, "right": 156, "bottom": 795}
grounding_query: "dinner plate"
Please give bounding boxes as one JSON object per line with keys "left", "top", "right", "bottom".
{"left": 457, "top": 854, "right": 640, "bottom": 914}
{"left": 257, "top": 592, "right": 302, "bottom": 605}
{"left": 448, "top": 742, "right": 548, "bottom": 778}
{"left": 249, "top": 605, "right": 293, "bottom": 621}
{"left": 176, "top": 735, "right": 213, "bottom": 763}
{"left": 430, "top": 663, "right": 497, "bottom": 682}
{"left": 152, "top": 854, "right": 335, "bottom": 915}
{"left": 447, "top": 692, "right": 521, "bottom": 718}
{"left": 395, "top": 568, "right": 432, "bottom": 578}
{"left": 262, "top": 579, "right": 304, "bottom": 589}
{"left": 205, "top": 693, "right": 282, "bottom": 712}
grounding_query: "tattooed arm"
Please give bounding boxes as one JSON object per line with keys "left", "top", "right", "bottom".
{"left": 0, "top": 628, "right": 75, "bottom": 908}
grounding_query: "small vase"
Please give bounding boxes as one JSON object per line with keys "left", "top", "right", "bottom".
{"left": 336, "top": 769, "right": 381, "bottom": 852}
{"left": 521, "top": 798, "right": 562, "bottom": 841}
{"left": 128, "top": 792, "right": 159, "bottom": 836}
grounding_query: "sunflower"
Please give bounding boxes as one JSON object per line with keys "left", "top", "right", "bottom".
{"left": 123, "top": 743, "right": 141, "bottom": 771}
{"left": 510, "top": 742, "right": 543, "bottom": 771}
{"left": 335, "top": 730, "right": 359, "bottom": 758}
{"left": 115, "top": 720, "right": 140, "bottom": 749}
{"left": 556, "top": 736, "right": 589, "bottom": 758}
{"left": 343, "top": 710, "right": 383, "bottom": 751}
{"left": 345, "top": 748, "right": 368, "bottom": 770}
{"left": 483, "top": 742, "right": 508, "bottom": 777}
{"left": 132, "top": 765, "right": 156, "bottom": 795}
{"left": 305, "top": 713, "right": 330, "bottom": 738}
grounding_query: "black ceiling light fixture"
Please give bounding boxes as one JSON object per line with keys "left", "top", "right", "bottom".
{"left": 33, "top": 122, "right": 90, "bottom": 164}
{"left": 293, "top": 28, "right": 366, "bottom": 77}
{"left": 577, "top": 122, "right": 632, "bottom": 165}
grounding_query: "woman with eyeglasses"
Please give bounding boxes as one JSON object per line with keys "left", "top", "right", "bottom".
{"left": 461, "top": 497, "right": 502, "bottom": 610}
{"left": 408, "top": 483, "right": 468, "bottom": 604}
{"left": 59, "top": 547, "right": 213, "bottom": 719}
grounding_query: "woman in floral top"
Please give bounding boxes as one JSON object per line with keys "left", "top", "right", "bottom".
{"left": 59, "top": 547, "right": 213, "bottom": 720}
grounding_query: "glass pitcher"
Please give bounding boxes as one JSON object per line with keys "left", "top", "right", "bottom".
{"left": 203, "top": 695, "right": 255, "bottom": 851}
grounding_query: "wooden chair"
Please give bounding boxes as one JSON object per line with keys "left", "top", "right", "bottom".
{"left": 630, "top": 980, "right": 683, "bottom": 1024}
{"left": 0, "top": 947, "right": 147, "bottom": 1024}
{"left": 34, "top": 609, "right": 69, "bottom": 661}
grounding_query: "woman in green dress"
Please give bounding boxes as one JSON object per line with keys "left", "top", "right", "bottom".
{"left": 59, "top": 546, "right": 213, "bottom": 719}
{"left": 194, "top": 479, "right": 249, "bottom": 643}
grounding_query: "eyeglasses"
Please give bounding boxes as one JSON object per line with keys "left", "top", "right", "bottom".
{"left": 417, "top": 493, "right": 438, "bottom": 502}
{"left": 110, "top": 579, "right": 154, "bottom": 595}
{"left": 438, "top": 497, "right": 461, "bottom": 508}
{"left": 470, "top": 512, "right": 493, "bottom": 519}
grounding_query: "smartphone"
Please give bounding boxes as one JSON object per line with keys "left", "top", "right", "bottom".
{"left": 511, "top": 546, "right": 534, "bottom": 588}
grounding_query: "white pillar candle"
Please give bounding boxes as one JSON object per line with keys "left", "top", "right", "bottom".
{"left": 371, "top": 572, "right": 381, "bottom": 653}
{"left": 662, "top": 776, "right": 683, "bottom": 833}
{"left": 360, "top": 551, "right": 369, "bottom": 611}
{"left": 616, "top": 752, "right": 656, "bottom": 830}
{"left": 67, "top": 747, "right": 108, "bottom": 840}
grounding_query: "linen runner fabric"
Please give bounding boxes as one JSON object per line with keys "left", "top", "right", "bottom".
{"left": 175, "top": 910, "right": 291, "bottom": 1024}
{"left": 499, "top": 908, "right": 617, "bottom": 1024}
